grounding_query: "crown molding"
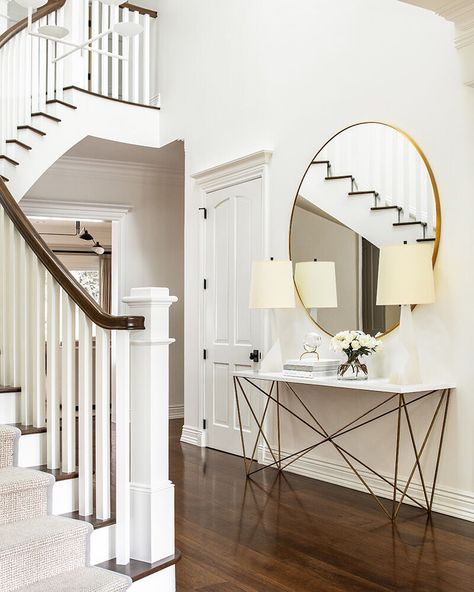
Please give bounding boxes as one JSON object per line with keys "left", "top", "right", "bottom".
{"left": 19, "top": 198, "right": 132, "bottom": 221}
{"left": 191, "top": 150, "right": 273, "bottom": 192}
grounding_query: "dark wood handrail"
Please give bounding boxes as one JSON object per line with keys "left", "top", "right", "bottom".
{"left": 0, "top": 0, "right": 66, "bottom": 49}
{"left": 0, "top": 1, "right": 156, "bottom": 50}
{"left": 0, "top": 179, "right": 144, "bottom": 330}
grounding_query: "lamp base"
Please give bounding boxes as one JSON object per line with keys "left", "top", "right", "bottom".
{"left": 390, "top": 304, "right": 422, "bottom": 385}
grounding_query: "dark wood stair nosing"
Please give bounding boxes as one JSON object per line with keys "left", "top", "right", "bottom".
{"left": 32, "top": 465, "right": 78, "bottom": 481}
{"left": 31, "top": 111, "right": 61, "bottom": 123}
{"left": 8, "top": 423, "right": 47, "bottom": 435}
{"left": 417, "top": 237, "right": 436, "bottom": 242}
{"left": 393, "top": 221, "right": 427, "bottom": 227}
{"left": 371, "top": 206, "right": 402, "bottom": 211}
{"left": 0, "top": 155, "right": 19, "bottom": 166}
{"left": 17, "top": 125, "right": 47, "bottom": 137}
{"left": 62, "top": 510, "right": 116, "bottom": 530}
{"left": 97, "top": 550, "right": 182, "bottom": 582}
{"left": 6, "top": 139, "right": 32, "bottom": 150}
{"left": 312, "top": 160, "right": 331, "bottom": 165}
{"left": 349, "top": 191, "right": 379, "bottom": 196}
{"left": 0, "top": 386, "right": 21, "bottom": 393}
{"left": 0, "top": 175, "right": 9, "bottom": 182}
{"left": 325, "top": 175, "right": 353, "bottom": 181}
{"left": 46, "top": 99, "right": 77, "bottom": 110}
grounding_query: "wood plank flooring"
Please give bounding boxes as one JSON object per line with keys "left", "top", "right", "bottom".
{"left": 170, "top": 420, "right": 474, "bottom": 592}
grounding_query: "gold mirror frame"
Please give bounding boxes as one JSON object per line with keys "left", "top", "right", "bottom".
{"left": 289, "top": 121, "right": 441, "bottom": 338}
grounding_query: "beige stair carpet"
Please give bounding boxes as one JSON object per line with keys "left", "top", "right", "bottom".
{"left": 0, "top": 515, "right": 92, "bottom": 591}
{"left": 0, "top": 467, "right": 54, "bottom": 525}
{"left": 15, "top": 566, "right": 132, "bottom": 592}
{"left": 0, "top": 425, "right": 20, "bottom": 468}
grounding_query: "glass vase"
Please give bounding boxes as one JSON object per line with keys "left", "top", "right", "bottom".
{"left": 337, "top": 356, "right": 368, "bottom": 381}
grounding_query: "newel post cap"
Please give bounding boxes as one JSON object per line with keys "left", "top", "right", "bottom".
{"left": 122, "top": 287, "right": 178, "bottom": 306}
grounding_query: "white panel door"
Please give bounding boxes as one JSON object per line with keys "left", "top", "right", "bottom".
{"left": 204, "top": 178, "right": 264, "bottom": 456}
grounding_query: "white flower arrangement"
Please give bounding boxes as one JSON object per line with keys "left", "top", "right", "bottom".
{"left": 331, "top": 330, "right": 381, "bottom": 360}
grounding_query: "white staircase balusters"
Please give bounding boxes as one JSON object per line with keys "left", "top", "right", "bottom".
{"left": 78, "top": 309, "right": 93, "bottom": 516}
{"left": 32, "top": 257, "right": 46, "bottom": 428}
{"left": 46, "top": 273, "right": 61, "bottom": 470}
{"left": 95, "top": 326, "right": 110, "bottom": 521}
{"left": 61, "top": 289, "right": 76, "bottom": 473}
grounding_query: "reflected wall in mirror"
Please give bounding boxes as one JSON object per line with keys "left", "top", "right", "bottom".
{"left": 290, "top": 122, "right": 440, "bottom": 337}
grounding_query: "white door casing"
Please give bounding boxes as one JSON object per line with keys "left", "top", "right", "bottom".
{"left": 204, "top": 178, "right": 264, "bottom": 454}
{"left": 191, "top": 150, "right": 272, "bottom": 454}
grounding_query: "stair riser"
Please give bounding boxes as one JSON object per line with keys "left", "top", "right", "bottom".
{"left": 17, "top": 128, "right": 46, "bottom": 146}
{"left": 0, "top": 160, "right": 17, "bottom": 179}
{"left": 29, "top": 115, "right": 61, "bottom": 134}
{"left": 5, "top": 144, "right": 29, "bottom": 163}
{"left": 0, "top": 531, "right": 88, "bottom": 591}
{"left": 45, "top": 103, "right": 75, "bottom": 119}
{"left": 52, "top": 478, "right": 78, "bottom": 515}
{"left": 18, "top": 433, "right": 47, "bottom": 468}
{"left": 0, "top": 392, "right": 21, "bottom": 424}
{"left": 0, "top": 485, "right": 50, "bottom": 525}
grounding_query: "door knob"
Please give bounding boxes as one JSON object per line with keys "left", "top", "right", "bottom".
{"left": 249, "top": 349, "right": 260, "bottom": 362}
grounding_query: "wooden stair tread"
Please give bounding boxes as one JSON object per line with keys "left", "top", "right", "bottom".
{"left": 63, "top": 85, "right": 160, "bottom": 111}
{"left": 0, "top": 175, "right": 9, "bottom": 182}
{"left": 0, "top": 386, "right": 21, "bottom": 393}
{"left": 393, "top": 221, "right": 427, "bottom": 227}
{"left": 32, "top": 465, "right": 78, "bottom": 481}
{"left": 349, "top": 191, "right": 378, "bottom": 196}
{"left": 97, "top": 551, "right": 182, "bottom": 582}
{"left": 31, "top": 111, "right": 61, "bottom": 123}
{"left": 62, "top": 510, "right": 116, "bottom": 530}
{"left": 46, "top": 99, "right": 77, "bottom": 110}
{"left": 8, "top": 423, "right": 47, "bottom": 435}
{"left": 325, "top": 175, "right": 353, "bottom": 181}
{"left": 17, "top": 125, "right": 46, "bottom": 136}
{"left": 6, "top": 139, "right": 32, "bottom": 150}
{"left": 0, "top": 155, "right": 19, "bottom": 166}
{"left": 312, "top": 160, "right": 331, "bottom": 165}
{"left": 371, "top": 206, "right": 401, "bottom": 211}
{"left": 417, "top": 237, "right": 436, "bottom": 242}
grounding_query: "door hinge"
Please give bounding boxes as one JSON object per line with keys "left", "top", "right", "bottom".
{"left": 198, "top": 207, "right": 207, "bottom": 219}
{"left": 203, "top": 349, "right": 207, "bottom": 360}
{"left": 203, "top": 419, "right": 207, "bottom": 430}
{"left": 203, "top": 278, "right": 207, "bottom": 289}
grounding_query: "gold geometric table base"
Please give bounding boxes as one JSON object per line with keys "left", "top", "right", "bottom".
{"left": 233, "top": 376, "right": 451, "bottom": 521}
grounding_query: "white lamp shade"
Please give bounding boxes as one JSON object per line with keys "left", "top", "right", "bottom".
{"left": 99, "top": 0, "right": 123, "bottom": 5}
{"left": 249, "top": 261, "right": 295, "bottom": 309}
{"left": 113, "top": 22, "right": 144, "bottom": 37}
{"left": 376, "top": 243, "right": 435, "bottom": 306}
{"left": 38, "top": 25, "right": 69, "bottom": 39}
{"left": 295, "top": 261, "right": 338, "bottom": 309}
{"left": 15, "top": 0, "right": 47, "bottom": 8}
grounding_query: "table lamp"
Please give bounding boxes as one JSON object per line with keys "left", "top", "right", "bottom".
{"left": 249, "top": 260, "right": 295, "bottom": 366}
{"left": 295, "top": 260, "right": 337, "bottom": 315}
{"left": 376, "top": 243, "right": 435, "bottom": 385}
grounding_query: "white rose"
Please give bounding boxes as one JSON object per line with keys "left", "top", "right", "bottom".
{"left": 351, "top": 340, "right": 361, "bottom": 350}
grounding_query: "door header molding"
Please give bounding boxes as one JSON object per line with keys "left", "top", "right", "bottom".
{"left": 191, "top": 150, "right": 273, "bottom": 193}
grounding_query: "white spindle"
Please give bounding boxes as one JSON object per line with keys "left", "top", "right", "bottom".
{"left": 95, "top": 327, "right": 111, "bottom": 520}
{"left": 111, "top": 5, "right": 119, "bottom": 99}
{"left": 56, "top": 7, "right": 65, "bottom": 100}
{"left": 32, "top": 257, "right": 46, "bottom": 428}
{"left": 61, "top": 291, "right": 76, "bottom": 473}
{"left": 78, "top": 311, "right": 93, "bottom": 516}
{"left": 47, "top": 274, "right": 61, "bottom": 469}
{"left": 121, "top": 8, "right": 130, "bottom": 101}
{"left": 0, "top": 207, "right": 6, "bottom": 385}
{"left": 21, "top": 244, "right": 33, "bottom": 426}
{"left": 31, "top": 29, "right": 40, "bottom": 114}
{"left": 142, "top": 14, "right": 150, "bottom": 104}
{"left": 115, "top": 329, "right": 130, "bottom": 564}
{"left": 38, "top": 17, "right": 47, "bottom": 112}
{"left": 11, "top": 226, "right": 21, "bottom": 386}
{"left": 46, "top": 13, "right": 55, "bottom": 101}
{"left": 91, "top": 0, "right": 100, "bottom": 93}
{"left": 101, "top": 3, "right": 110, "bottom": 96}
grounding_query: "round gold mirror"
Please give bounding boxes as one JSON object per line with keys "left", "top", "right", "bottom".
{"left": 289, "top": 122, "right": 440, "bottom": 337}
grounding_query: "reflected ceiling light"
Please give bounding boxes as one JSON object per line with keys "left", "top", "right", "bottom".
{"left": 113, "top": 22, "right": 144, "bottom": 37}
{"left": 37, "top": 24, "right": 69, "bottom": 39}
{"left": 92, "top": 242, "right": 105, "bottom": 255}
{"left": 99, "top": 0, "right": 124, "bottom": 5}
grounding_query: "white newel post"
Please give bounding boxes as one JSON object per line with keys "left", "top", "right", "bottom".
{"left": 122, "top": 287, "right": 177, "bottom": 565}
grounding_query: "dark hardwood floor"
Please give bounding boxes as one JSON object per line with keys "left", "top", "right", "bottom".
{"left": 170, "top": 420, "right": 474, "bottom": 592}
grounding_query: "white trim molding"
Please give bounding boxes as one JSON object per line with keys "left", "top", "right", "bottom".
{"left": 191, "top": 150, "right": 273, "bottom": 192}
{"left": 260, "top": 445, "right": 474, "bottom": 523}
{"left": 180, "top": 425, "right": 206, "bottom": 447}
{"left": 19, "top": 198, "right": 132, "bottom": 221}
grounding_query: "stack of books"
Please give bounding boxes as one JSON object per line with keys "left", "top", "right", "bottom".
{"left": 283, "top": 358, "right": 340, "bottom": 378}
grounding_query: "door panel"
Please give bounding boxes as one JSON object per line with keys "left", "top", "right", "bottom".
{"left": 205, "top": 178, "right": 264, "bottom": 455}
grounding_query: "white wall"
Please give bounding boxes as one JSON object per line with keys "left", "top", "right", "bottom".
{"left": 21, "top": 142, "right": 185, "bottom": 412}
{"left": 155, "top": 0, "right": 474, "bottom": 517}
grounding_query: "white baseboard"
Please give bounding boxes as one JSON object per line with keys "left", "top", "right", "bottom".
{"left": 180, "top": 425, "right": 205, "bottom": 447}
{"left": 169, "top": 404, "right": 184, "bottom": 420}
{"left": 260, "top": 446, "right": 474, "bottom": 523}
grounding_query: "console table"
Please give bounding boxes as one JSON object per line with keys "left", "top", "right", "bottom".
{"left": 233, "top": 371, "right": 455, "bottom": 521}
